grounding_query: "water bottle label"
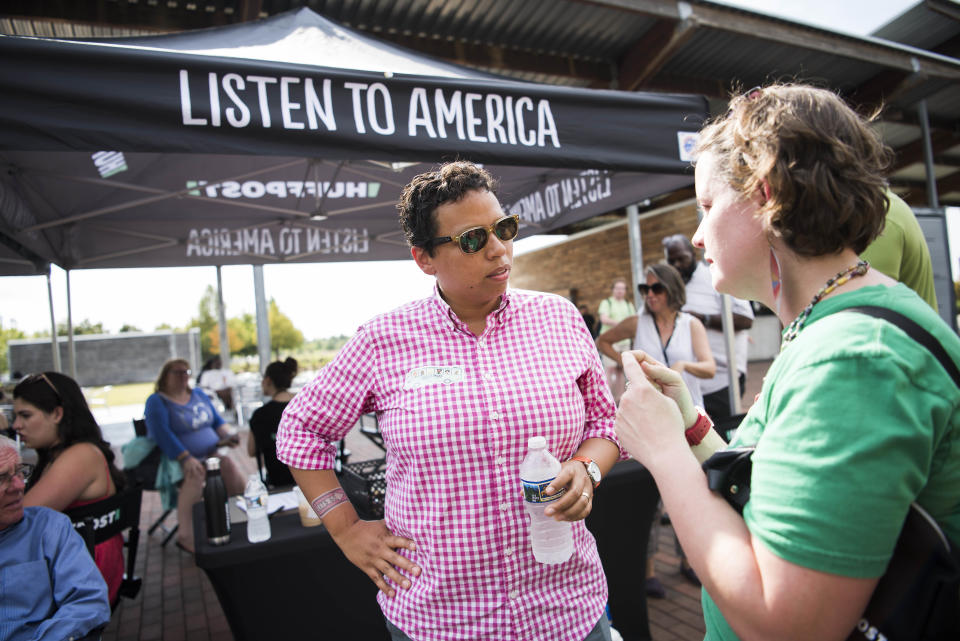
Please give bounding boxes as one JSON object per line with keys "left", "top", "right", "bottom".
{"left": 245, "top": 495, "right": 266, "bottom": 509}
{"left": 521, "top": 477, "right": 565, "bottom": 503}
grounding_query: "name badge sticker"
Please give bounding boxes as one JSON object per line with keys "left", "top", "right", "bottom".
{"left": 403, "top": 365, "right": 465, "bottom": 390}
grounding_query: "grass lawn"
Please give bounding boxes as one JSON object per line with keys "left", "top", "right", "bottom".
{"left": 84, "top": 382, "right": 154, "bottom": 407}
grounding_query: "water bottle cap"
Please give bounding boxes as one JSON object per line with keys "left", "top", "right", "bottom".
{"left": 204, "top": 457, "right": 220, "bottom": 470}
{"left": 528, "top": 436, "right": 546, "bottom": 450}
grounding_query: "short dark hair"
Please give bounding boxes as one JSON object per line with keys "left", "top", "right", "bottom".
{"left": 264, "top": 357, "right": 298, "bottom": 391}
{"left": 397, "top": 161, "right": 500, "bottom": 256}
{"left": 662, "top": 234, "right": 694, "bottom": 254}
{"left": 645, "top": 262, "right": 686, "bottom": 311}
{"left": 695, "top": 83, "right": 892, "bottom": 256}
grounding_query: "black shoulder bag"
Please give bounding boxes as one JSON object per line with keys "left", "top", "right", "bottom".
{"left": 702, "top": 306, "right": 960, "bottom": 641}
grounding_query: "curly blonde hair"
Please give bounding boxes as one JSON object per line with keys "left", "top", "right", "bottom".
{"left": 695, "top": 84, "right": 893, "bottom": 256}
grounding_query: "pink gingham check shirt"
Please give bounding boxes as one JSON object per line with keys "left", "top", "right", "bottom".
{"left": 277, "top": 287, "right": 620, "bottom": 641}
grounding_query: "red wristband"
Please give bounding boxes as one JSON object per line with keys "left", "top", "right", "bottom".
{"left": 685, "top": 408, "right": 713, "bottom": 446}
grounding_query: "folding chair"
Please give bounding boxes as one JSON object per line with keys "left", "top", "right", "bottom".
{"left": 127, "top": 418, "right": 178, "bottom": 546}
{"left": 65, "top": 481, "right": 145, "bottom": 608}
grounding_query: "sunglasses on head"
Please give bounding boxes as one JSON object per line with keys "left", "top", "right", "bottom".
{"left": 430, "top": 214, "right": 520, "bottom": 254}
{"left": 22, "top": 373, "right": 61, "bottom": 401}
{"left": 638, "top": 283, "right": 667, "bottom": 296}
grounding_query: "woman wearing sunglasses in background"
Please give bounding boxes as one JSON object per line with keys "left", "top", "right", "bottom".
{"left": 597, "top": 262, "right": 714, "bottom": 598}
{"left": 12, "top": 371, "right": 127, "bottom": 605}
{"left": 277, "top": 161, "right": 622, "bottom": 641}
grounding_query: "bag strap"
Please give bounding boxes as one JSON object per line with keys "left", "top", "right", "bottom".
{"left": 844, "top": 305, "right": 960, "bottom": 388}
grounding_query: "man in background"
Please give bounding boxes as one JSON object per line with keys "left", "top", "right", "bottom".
{"left": 861, "top": 190, "right": 937, "bottom": 310}
{"left": 664, "top": 234, "right": 754, "bottom": 420}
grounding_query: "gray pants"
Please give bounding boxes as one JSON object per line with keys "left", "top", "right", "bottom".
{"left": 386, "top": 612, "right": 613, "bottom": 641}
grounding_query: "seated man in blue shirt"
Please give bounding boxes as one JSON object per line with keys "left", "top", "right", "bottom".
{"left": 0, "top": 435, "right": 110, "bottom": 641}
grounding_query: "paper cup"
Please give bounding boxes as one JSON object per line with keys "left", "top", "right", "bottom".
{"left": 293, "top": 486, "right": 323, "bottom": 527}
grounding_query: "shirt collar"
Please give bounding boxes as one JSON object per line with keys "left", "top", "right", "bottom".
{"left": 430, "top": 285, "right": 513, "bottom": 335}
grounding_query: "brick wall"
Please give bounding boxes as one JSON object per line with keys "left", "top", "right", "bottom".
{"left": 8, "top": 329, "right": 202, "bottom": 386}
{"left": 512, "top": 202, "right": 700, "bottom": 317}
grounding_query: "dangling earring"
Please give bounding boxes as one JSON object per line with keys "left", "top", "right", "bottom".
{"left": 770, "top": 247, "right": 782, "bottom": 314}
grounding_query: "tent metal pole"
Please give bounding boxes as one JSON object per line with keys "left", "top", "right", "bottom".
{"left": 917, "top": 99, "right": 939, "bottom": 208}
{"left": 253, "top": 265, "right": 271, "bottom": 372}
{"left": 45, "top": 268, "right": 61, "bottom": 372}
{"left": 720, "top": 295, "right": 741, "bottom": 414}
{"left": 65, "top": 269, "right": 77, "bottom": 380}
{"left": 215, "top": 266, "right": 230, "bottom": 368}
{"left": 626, "top": 203, "right": 643, "bottom": 311}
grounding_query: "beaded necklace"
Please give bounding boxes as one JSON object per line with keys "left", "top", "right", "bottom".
{"left": 780, "top": 259, "right": 870, "bottom": 348}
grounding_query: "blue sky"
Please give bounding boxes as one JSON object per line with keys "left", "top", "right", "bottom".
{"left": 0, "top": 1, "right": 924, "bottom": 341}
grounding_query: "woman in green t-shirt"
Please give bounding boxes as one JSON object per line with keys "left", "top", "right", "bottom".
{"left": 614, "top": 84, "right": 960, "bottom": 641}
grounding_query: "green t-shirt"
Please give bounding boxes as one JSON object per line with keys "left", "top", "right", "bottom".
{"left": 860, "top": 192, "right": 937, "bottom": 310}
{"left": 702, "top": 283, "right": 960, "bottom": 641}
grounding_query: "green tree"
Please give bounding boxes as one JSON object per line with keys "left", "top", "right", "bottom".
{"left": 0, "top": 322, "right": 27, "bottom": 375}
{"left": 56, "top": 319, "right": 105, "bottom": 336}
{"left": 208, "top": 313, "right": 257, "bottom": 356}
{"left": 269, "top": 299, "right": 304, "bottom": 356}
{"left": 190, "top": 285, "right": 219, "bottom": 359}
{"left": 119, "top": 324, "right": 141, "bottom": 333}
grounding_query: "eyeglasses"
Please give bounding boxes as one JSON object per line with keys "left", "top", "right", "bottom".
{"left": 638, "top": 283, "right": 667, "bottom": 296}
{"left": 430, "top": 214, "right": 520, "bottom": 254}
{"left": 0, "top": 463, "right": 34, "bottom": 490}
{"left": 171, "top": 369, "right": 192, "bottom": 376}
{"left": 22, "top": 373, "right": 61, "bottom": 401}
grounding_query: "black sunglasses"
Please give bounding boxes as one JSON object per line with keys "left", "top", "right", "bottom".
{"left": 638, "top": 283, "right": 667, "bottom": 296}
{"left": 430, "top": 215, "right": 520, "bottom": 254}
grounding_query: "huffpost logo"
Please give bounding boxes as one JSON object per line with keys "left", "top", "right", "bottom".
{"left": 185, "top": 180, "right": 381, "bottom": 199}
{"left": 91, "top": 151, "right": 128, "bottom": 178}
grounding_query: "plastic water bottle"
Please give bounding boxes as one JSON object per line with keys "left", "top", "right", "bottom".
{"left": 244, "top": 473, "right": 271, "bottom": 543}
{"left": 520, "top": 436, "right": 573, "bottom": 564}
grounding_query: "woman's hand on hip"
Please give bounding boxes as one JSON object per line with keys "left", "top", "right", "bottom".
{"left": 543, "top": 461, "right": 594, "bottom": 522}
{"left": 616, "top": 351, "right": 689, "bottom": 468}
{"left": 335, "top": 519, "right": 421, "bottom": 599}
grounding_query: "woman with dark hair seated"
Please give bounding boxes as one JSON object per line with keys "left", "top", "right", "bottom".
{"left": 13, "top": 372, "right": 127, "bottom": 604}
{"left": 247, "top": 357, "right": 298, "bottom": 487}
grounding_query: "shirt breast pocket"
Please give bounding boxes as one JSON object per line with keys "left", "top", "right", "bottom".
{"left": 1, "top": 559, "right": 51, "bottom": 618}
{"left": 387, "top": 383, "right": 479, "bottom": 451}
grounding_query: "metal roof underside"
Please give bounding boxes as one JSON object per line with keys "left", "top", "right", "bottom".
{"left": 3, "top": 0, "right": 960, "bottom": 210}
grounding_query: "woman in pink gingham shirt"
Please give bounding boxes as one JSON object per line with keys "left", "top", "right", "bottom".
{"left": 277, "top": 162, "right": 622, "bottom": 641}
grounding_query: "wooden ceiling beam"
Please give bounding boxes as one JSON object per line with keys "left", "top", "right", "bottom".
{"left": 891, "top": 129, "right": 960, "bottom": 170}
{"left": 379, "top": 34, "right": 613, "bottom": 85}
{"left": 580, "top": 0, "right": 960, "bottom": 80}
{"left": 617, "top": 17, "right": 698, "bottom": 91}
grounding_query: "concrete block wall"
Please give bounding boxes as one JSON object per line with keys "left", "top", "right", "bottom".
{"left": 8, "top": 329, "right": 201, "bottom": 387}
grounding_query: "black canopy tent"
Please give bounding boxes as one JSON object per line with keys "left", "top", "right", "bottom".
{"left": 0, "top": 8, "right": 706, "bottom": 370}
